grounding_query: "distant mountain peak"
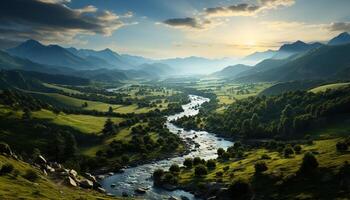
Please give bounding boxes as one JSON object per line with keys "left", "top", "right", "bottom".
{"left": 20, "top": 39, "right": 44, "bottom": 48}
{"left": 328, "top": 32, "right": 350, "bottom": 45}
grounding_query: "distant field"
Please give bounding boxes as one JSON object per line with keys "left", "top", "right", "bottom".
{"left": 31, "top": 92, "right": 162, "bottom": 114}
{"left": 42, "top": 83, "right": 82, "bottom": 94}
{"left": 310, "top": 82, "right": 350, "bottom": 93}
{"left": 33, "top": 109, "right": 124, "bottom": 134}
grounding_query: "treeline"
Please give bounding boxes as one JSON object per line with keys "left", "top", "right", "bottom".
{"left": 175, "top": 86, "right": 350, "bottom": 140}
{"left": 205, "top": 86, "right": 350, "bottom": 139}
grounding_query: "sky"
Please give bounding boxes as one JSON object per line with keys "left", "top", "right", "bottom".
{"left": 1, "top": 0, "right": 350, "bottom": 59}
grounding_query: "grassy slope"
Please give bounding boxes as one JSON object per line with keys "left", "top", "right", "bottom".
{"left": 0, "top": 105, "right": 123, "bottom": 135}
{"left": 0, "top": 155, "right": 119, "bottom": 200}
{"left": 310, "top": 82, "right": 350, "bottom": 93}
{"left": 42, "top": 83, "right": 82, "bottom": 94}
{"left": 33, "top": 92, "right": 163, "bottom": 114}
{"left": 177, "top": 118, "right": 350, "bottom": 199}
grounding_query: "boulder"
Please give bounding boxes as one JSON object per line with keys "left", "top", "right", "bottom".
{"left": 69, "top": 169, "right": 78, "bottom": 177}
{"left": 97, "top": 187, "right": 106, "bottom": 193}
{"left": 84, "top": 173, "right": 97, "bottom": 182}
{"left": 46, "top": 165, "right": 55, "bottom": 173}
{"left": 66, "top": 176, "right": 77, "bottom": 187}
{"left": 0, "top": 142, "right": 12, "bottom": 156}
{"left": 52, "top": 162, "right": 62, "bottom": 170}
{"left": 169, "top": 196, "right": 179, "bottom": 200}
{"left": 80, "top": 179, "right": 93, "bottom": 189}
{"left": 122, "top": 192, "right": 129, "bottom": 197}
{"left": 35, "top": 155, "right": 47, "bottom": 165}
{"left": 135, "top": 187, "right": 147, "bottom": 194}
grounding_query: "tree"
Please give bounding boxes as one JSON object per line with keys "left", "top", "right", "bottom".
{"left": 169, "top": 164, "right": 180, "bottom": 173}
{"left": 283, "top": 146, "right": 294, "bottom": 158}
{"left": 195, "top": 164, "right": 208, "bottom": 177}
{"left": 64, "top": 133, "right": 78, "bottom": 158}
{"left": 293, "top": 145, "right": 302, "bottom": 154}
{"left": 102, "top": 118, "right": 116, "bottom": 136}
{"left": 206, "top": 159, "right": 216, "bottom": 170}
{"left": 299, "top": 152, "right": 318, "bottom": 175}
{"left": 153, "top": 169, "right": 164, "bottom": 186}
{"left": 254, "top": 161, "right": 268, "bottom": 175}
{"left": 183, "top": 158, "right": 193, "bottom": 169}
{"left": 227, "top": 179, "right": 253, "bottom": 200}
{"left": 48, "top": 132, "right": 65, "bottom": 162}
{"left": 217, "top": 148, "right": 225, "bottom": 157}
{"left": 108, "top": 106, "right": 113, "bottom": 114}
{"left": 193, "top": 157, "right": 203, "bottom": 166}
{"left": 22, "top": 108, "right": 32, "bottom": 120}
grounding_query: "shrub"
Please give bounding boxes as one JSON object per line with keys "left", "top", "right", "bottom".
{"left": 23, "top": 169, "right": 39, "bottom": 182}
{"left": 216, "top": 171, "right": 223, "bottom": 177}
{"left": 222, "top": 152, "right": 231, "bottom": 161}
{"left": 283, "top": 146, "right": 294, "bottom": 158}
{"left": 183, "top": 158, "right": 193, "bottom": 169}
{"left": 254, "top": 161, "right": 268, "bottom": 175}
{"left": 163, "top": 173, "right": 177, "bottom": 185}
{"left": 299, "top": 152, "right": 318, "bottom": 175}
{"left": 336, "top": 141, "right": 348, "bottom": 152}
{"left": 193, "top": 157, "right": 203, "bottom": 166}
{"left": 194, "top": 164, "right": 208, "bottom": 177}
{"left": 217, "top": 148, "right": 225, "bottom": 157}
{"left": 169, "top": 164, "right": 180, "bottom": 173}
{"left": 227, "top": 179, "right": 253, "bottom": 200}
{"left": 153, "top": 169, "right": 164, "bottom": 185}
{"left": 0, "top": 163, "right": 14, "bottom": 175}
{"left": 223, "top": 166, "right": 230, "bottom": 171}
{"left": 293, "top": 145, "right": 302, "bottom": 154}
{"left": 261, "top": 154, "right": 271, "bottom": 160}
{"left": 206, "top": 159, "right": 216, "bottom": 170}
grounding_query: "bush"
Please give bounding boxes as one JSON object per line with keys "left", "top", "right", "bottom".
{"left": 163, "top": 173, "right": 177, "bottom": 185}
{"left": 0, "top": 163, "right": 14, "bottom": 175}
{"left": 217, "top": 148, "right": 225, "bottom": 157}
{"left": 336, "top": 141, "right": 348, "bottom": 152}
{"left": 169, "top": 164, "right": 180, "bottom": 173}
{"left": 283, "top": 146, "right": 294, "bottom": 158}
{"left": 206, "top": 159, "right": 216, "bottom": 170}
{"left": 254, "top": 161, "right": 268, "bottom": 175}
{"left": 227, "top": 179, "right": 253, "bottom": 200}
{"left": 23, "top": 169, "right": 39, "bottom": 182}
{"left": 216, "top": 171, "right": 223, "bottom": 177}
{"left": 293, "top": 145, "right": 302, "bottom": 154}
{"left": 153, "top": 169, "right": 164, "bottom": 185}
{"left": 299, "top": 152, "right": 318, "bottom": 175}
{"left": 222, "top": 152, "right": 231, "bottom": 161}
{"left": 194, "top": 164, "right": 208, "bottom": 177}
{"left": 223, "top": 166, "right": 230, "bottom": 171}
{"left": 261, "top": 154, "right": 271, "bottom": 160}
{"left": 183, "top": 158, "right": 193, "bottom": 169}
{"left": 193, "top": 157, "right": 203, "bottom": 166}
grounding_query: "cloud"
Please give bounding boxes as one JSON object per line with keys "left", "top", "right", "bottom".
{"left": 162, "top": 0, "right": 295, "bottom": 31}
{"left": 163, "top": 17, "right": 214, "bottom": 30}
{"left": 328, "top": 22, "right": 350, "bottom": 32}
{"left": 205, "top": 4, "right": 261, "bottom": 17}
{"left": 0, "top": 0, "right": 133, "bottom": 46}
{"left": 204, "top": 0, "right": 295, "bottom": 18}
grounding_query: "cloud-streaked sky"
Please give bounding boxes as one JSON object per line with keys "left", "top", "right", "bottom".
{"left": 1, "top": 0, "right": 350, "bottom": 59}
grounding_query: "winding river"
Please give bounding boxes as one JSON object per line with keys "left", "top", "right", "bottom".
{"left": 101, "top": 95, "right": 233, "bottom": 200}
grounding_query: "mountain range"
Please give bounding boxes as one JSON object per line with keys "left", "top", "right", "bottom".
{"left": 242, "top": 32, "right": 350, "bottom": 64}
{"left": 213, "top": 32, "right": 350, "bottom": 82}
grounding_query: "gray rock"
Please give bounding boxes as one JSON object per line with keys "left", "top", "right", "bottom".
{"left": 84, "top": 172, "right": 97, "bottom": 182}
{"left": 46, "top": 165, "right": 55, "bottom": 173}
{"left": 80, "top": 179, "right": 93, "bottom": 189}
{"left": 69, "top": 169, "right": 78, "bottom": 177}
{"left": 135, "top": 187, "right": 147, "bottom": 194}
{"left": 97, "top": 187, "right": 106, "bottom": 193}
{"left": 36, "top": 155, "right": 47, "bottom": 165}
{"left": 168, "top": 196, "right": 179, "bottom": 200}
{"left": 66, "top": 176, "right": 77, "bottom": 187}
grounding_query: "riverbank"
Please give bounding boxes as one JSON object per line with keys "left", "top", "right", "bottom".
{"left": 99, "top": 95, "right": 233, "bottom": 200}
